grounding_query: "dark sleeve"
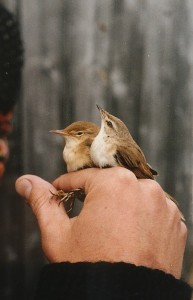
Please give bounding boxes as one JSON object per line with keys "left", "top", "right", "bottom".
{"left": 35, "top": 262, "right": 192, "bottom": 300}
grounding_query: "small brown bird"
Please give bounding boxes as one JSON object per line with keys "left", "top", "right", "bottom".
{"left": 91, "top": 105, "right": 157, "bottom": 179}
{"left": 50, "top": 121, "right": 99, "bottom": 207}
{"left": 50, "top": 121, "right": 99, "bottom": 172}
{"left": 90, "top": 105, "right": 184, "bottom": 219}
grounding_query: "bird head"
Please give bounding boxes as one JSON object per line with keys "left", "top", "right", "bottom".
{"left": 50, "top": 121, "right": 99, "bottom": 147}
{"left": 96, "top": 105, "right": 130, "bottom": 140}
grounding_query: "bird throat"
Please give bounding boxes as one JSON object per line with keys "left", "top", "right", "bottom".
{"left": 63, "top": 138, "right": 93, "bottom": 172}
{"left": 90, "top": 125, "right": 117, "bottom": 168}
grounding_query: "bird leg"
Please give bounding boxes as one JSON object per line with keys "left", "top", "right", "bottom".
{"left": 50, "top": 189, "right": 66, "bottom": 202}
{"left": 49, "top": 188, "right": 85, "bottom": 212}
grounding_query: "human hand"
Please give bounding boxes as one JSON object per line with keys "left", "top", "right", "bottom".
{"left": 15, "top": 167, "right": 187, "bottom": 279}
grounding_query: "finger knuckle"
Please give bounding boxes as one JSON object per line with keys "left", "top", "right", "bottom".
{"left": 167, "top": 199, "right": 183, "bottom": 219}
{"left": 147, "top": 180, "right": 164, "bottom": 200}
{"left": 180, "top": 222, "right": 188, "bottom": 241}
{"left": 113, "top": 167, "right": 137, "bottom": 184}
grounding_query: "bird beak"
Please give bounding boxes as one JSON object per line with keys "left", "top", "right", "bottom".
{"left": 49, "top": 129, "right": 68, "bottom": 136}
{"left": 96, "top": 104, "right": 106, "bottom": 119}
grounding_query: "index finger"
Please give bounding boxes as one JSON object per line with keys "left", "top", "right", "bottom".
{"left": 53, "top": 167, "right": 138, "bottom": 194}
{"left": 52, "top": 168, "right": 101, "bottom": 192}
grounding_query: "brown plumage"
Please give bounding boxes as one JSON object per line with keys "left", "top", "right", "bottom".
{"left": 50, "top": 121, "right": 99, "bottom": 172}
{"left": 91, "top": 106, "right": 158, "bottom": 180}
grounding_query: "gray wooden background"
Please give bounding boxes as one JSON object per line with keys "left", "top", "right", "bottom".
{"left": 0, "top": 0, "right": 193, "bottom": 299}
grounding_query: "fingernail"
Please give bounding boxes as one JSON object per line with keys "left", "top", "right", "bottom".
{"left": 16, "top": 178, "right": 32, "bottom": 199}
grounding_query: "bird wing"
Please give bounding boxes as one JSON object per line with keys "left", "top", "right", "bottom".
{"left": 114, "top": 145, "right": 156, "bottom": 179}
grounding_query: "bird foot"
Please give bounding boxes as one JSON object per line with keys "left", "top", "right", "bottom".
{"left": 49, "top": 188, "right": 85, "bottom": 212}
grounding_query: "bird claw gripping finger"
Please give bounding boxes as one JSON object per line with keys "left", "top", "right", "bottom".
{"left": 49, "top": 189, "right": 67, "bottom": 202}
{"left": 49, "top": 188, "right": 86, "bottom": 212}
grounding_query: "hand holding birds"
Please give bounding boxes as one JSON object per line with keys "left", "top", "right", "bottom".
{"left": 15, "top": 168, "right": 186, "bottom": 278}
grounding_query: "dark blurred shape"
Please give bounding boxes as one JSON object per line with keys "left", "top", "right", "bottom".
{"left": 0, "top": 4, "right": 24, "bottom": 114}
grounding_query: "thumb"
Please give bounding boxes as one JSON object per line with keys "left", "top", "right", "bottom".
{"left": 15, "top": 175, "right": 70, "bottom": 234}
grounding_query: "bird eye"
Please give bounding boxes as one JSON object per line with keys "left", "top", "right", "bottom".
{"left": 106, "top": 120, "right": 113, "bottom": 128}
{"left": 76, "top": 131, "right": 83, "bottom": 136}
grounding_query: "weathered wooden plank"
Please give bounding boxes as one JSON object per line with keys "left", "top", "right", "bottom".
{"left": 139, "top": 0, "right": 193, "bottom": 211}
{"left": 21, "top": 0, "right": 66, "bottom": 179}
{"left": 61, "top": 0, "right": 113, "bottom": 123}
{"left": 138, "top": 0, "right": 177, "bottom": 182}
{"left": 106, "top": 0, "right": 145, "bottom": 137}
